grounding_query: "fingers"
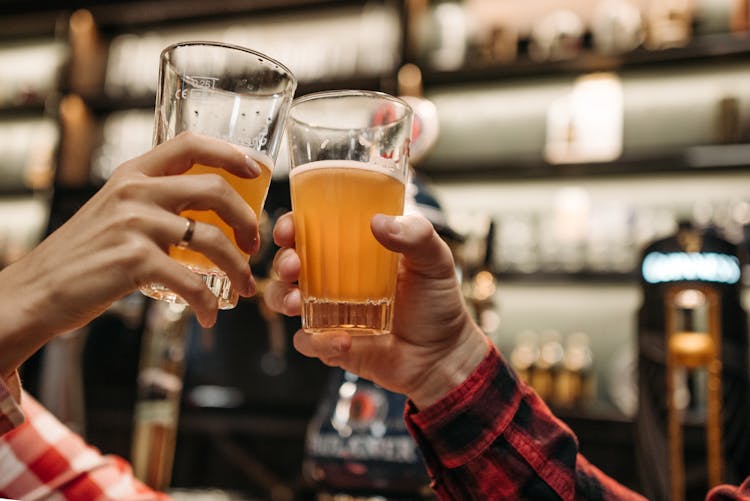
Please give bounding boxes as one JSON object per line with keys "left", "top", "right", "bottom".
{"left": 370, "top": 213, "right": 455, "bottom": 278}
{"left": 166, "top": 215, "right": 255, "bottom": 297}
{"left": 271, "top": 247, "right": 300, "bottom": 283}
{"left": 155, "top": 174, "right": 259, "bottom": 253}
{"left": 263, "top": 280, "right": 301, "bottom": 316}
{"left": 264, "top": 243, "right": 301, "bottom": 315}
{"left": 273, "top": 212, "right": 295, "bottom": 248}
{"left": 130, "top": 131, "right": 263, "bottom": 178}
{"left": 141, "top": 252, "right": 220, "bottom": 327}
{"left": 293, "top": 330, "right": 352, "bottom": 363}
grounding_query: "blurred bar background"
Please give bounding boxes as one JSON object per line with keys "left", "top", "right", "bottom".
{"left": 1, "top": 0, "right": 749, "bottom": 499}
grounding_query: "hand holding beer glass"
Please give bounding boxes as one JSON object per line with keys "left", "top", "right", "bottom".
{"left": 287, "top": 90, "right": 413, "bottom": 335}
{"left": 141, "top": 42, "right": 296, "bottom": 309}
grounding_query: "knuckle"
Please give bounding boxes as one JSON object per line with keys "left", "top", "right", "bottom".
{"left": 111, "top": 176, "right": 145, "bottom": 201}
{"left": 176, "top": 130, "right": 197, "bottom": 144}
{"left": 187, "top": 275, "right": 208, "bottom": 296}
{"left": 116, "top": 237, "right": 153, "bottom": 270}
{"left": 119, "top": 207, "right": 147, "bottom": 231}
{"left": 205, "top": 174, "right": 232, "bottom": 199}
{"left": 203, "top": 222, "right": 226, "bottom": 243}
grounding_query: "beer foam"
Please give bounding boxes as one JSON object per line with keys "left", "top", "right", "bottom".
{"left": 289, "top": 160, "right": 406, "bottom": 183}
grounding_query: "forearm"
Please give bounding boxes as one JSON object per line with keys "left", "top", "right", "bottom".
{"left": 405, "top": 344, "right": 647, "bottom": 501}
{"left": 0, "top": 257, "right": 58, "bottom": 378}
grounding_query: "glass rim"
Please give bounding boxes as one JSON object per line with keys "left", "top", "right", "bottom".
{"left": 288, "top": 89, "right": 413, "bottom": 131}
{"left": 160, "top": 40, "right": 296, "bottom": 87}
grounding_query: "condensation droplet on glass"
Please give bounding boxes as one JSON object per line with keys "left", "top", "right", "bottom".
{"left": 266, "top": 117, "right": 272, "bottom": 123}
{"left": 241, "top": 113, "right": 246, "bottom": 117}
{"left": 320, "top": 138, "right": 330, "bottom": 149}
{"left": 255, "top": 110, "right": 260, "bottom": 115}
{"left": 194, "top": 110, "right": 199, "bottom": 116}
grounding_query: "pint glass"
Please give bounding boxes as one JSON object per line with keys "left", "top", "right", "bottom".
{"left": 141, "top": 41, "right": 296, "bottom": 309}
{"left": 287, "top": 90, "right": 413, "bottom": 335}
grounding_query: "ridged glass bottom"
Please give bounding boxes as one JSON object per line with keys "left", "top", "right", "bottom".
{"left": 140, "top": 267, "right": 239, "bottom": 310}
{"left": 302, "top": 297, "right": 393, "bottom": 335}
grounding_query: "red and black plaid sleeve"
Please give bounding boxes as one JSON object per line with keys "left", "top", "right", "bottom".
{"left": 404, "top": 343, "right": 649, "bottom": 501}
{"left": 405, "top": 343, "right": 750, "bottom": 500}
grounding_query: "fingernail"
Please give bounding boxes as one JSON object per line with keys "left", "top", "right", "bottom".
{"left": 282, "top": 289, "right": 300, "bottom": 313}
{"left": 244, "top": 154, "right": 261, "bottom": 176}
{"left": 384, "top": 215, "right": 402, "bottom": 236}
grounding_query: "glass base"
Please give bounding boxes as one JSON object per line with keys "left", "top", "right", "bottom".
{"left": 140, "top": 268, "right": 239, "bottom": 310}
{"left": 302, "top": 298, "right": 393, "bottom": 335}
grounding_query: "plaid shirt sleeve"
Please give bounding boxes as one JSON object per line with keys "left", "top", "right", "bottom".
{"left": 0, "top": 373, "right": 25, "bottom": 436}
{"left": 404, "top": 342, "right": 748, "bottom": 501}
{"left": 0, "top": 388, "right": 169, "bottom": 501}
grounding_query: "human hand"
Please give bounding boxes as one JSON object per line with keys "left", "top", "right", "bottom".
{"left": 0, "top": 132, "right": 261, "bottom": 377}
{"left": 264, "top": 212, "right": 489, "bottom": 408}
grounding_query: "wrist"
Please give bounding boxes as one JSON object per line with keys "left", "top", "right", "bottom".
{"left": 407, "top": 317, "right": 490, "bottom": 409}
{"left": 0, "top": 259, "right": 56, "bottom": 376}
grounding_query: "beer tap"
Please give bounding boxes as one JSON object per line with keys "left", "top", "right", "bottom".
{"left": 468, "top": 220, "right": 498, "bottom": 332}
{"left": 131, "top": 300, "right": 191, "bottom": 491}
{"left": 665, "top": 286, "right": 724, "bottom": 501}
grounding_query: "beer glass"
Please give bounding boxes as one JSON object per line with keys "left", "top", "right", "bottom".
{"left": 287, "top": 90, "right": 413, "bottom": 335}
{"left": 141, "top": 41, "right": 296, "bottom": 309}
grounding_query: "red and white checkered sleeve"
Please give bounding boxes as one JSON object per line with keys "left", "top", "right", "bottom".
{"left": 0, "top": 392, "right": 170, "bottom": 501}
{"left": 0, "top": 372, "right": 25, "bottom": 436}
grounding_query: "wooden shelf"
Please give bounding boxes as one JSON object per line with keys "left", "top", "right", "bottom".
{"left": 421, "top": 143, "right": 750, "bottom": 181}
{"left": 0, "top": 102, "right": 51, "bottom": 117}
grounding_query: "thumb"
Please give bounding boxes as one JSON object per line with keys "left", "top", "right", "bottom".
{"left": 371, "top": 214, "right": 456, "bottom": 278}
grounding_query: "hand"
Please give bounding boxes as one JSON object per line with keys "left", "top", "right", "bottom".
{"left": 0, "top": 132, "right": 262, "bottom": 378}
{"left": 264, "top": 212, "right": 489, "bottom": 408}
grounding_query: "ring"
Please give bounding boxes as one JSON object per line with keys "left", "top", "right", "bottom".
{"left": 177, "top": 217, "right": 196, "bottom": 249}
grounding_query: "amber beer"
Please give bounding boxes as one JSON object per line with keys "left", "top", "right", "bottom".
{"left": 170, "top": 149, "right": 273, "bottom": 271}
{"left": 146, "top": 148, "right": 274, "bottom": 308}
{"left": 290, "top": 160, "right": 406, "bottom": 335}
{"left": 140, "top": 41, "right": 296, "bottom": 309}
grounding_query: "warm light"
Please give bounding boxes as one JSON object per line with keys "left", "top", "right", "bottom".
{"left": 70, "top": 9, "right": 95, "bottom": 34}
{"left": 674, "top": 289, "right": 706, "bottom": 309}
{"left": 59, "top": 94, "right": 87, "bottom": 121}
{"left": 546, "top": 73, "right": 623, "bottom": 164}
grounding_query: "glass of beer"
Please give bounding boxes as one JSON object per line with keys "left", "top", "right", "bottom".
{"left": 141, "top": 41, "right": 296, "bottom": 309}
{"left": 287, "top": 90, "right": 413, "bottom": 335}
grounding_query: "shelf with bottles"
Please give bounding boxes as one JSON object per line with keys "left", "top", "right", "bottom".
{"left": 415, "top": 56, "right": 750, "bottom": 180}
{"left": 409, "top": 0, "right": 750, "bottom": 83}
{"left": 418, "top": 31, "right": 750, "bottom": 88}
{"left": 444, "top": 174, "right": 750, "bottom": 290}
{"left": 0, "top": 37, "right": 68, "bottom": 111}
{"left": 62, "top": 3, "right": 403, "bottom": 111}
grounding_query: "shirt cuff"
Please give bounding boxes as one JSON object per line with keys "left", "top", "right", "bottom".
{"left": 0, "top": 371, "right": 25, "bottom": 436}
{"left": 404, "top": 341, "right": 523, "bottom": 469}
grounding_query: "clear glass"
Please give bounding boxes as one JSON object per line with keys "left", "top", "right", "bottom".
{"left": 141, "top": 41, "right": 297, "bottom": 309}
{"left": 287, "top": 90, "right": 413, "bottom": 335}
